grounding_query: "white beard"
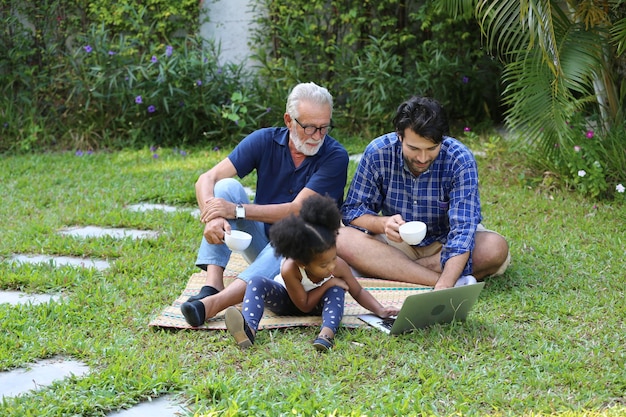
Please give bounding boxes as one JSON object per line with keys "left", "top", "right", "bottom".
{"left": 291, "top": 128, "right": 324, "bottom": 156}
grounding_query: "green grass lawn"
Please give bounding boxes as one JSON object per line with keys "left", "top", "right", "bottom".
{"left": 0, "top": 140, "right": 624, "bottom": 417}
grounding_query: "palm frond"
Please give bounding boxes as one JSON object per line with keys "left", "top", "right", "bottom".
{"left": 436, "top": 0, "right": 478, "bottom": 19}
{"left": 477, "top": 0, "right": 529, "bottom": 57}
{"left": 501, "top": 49, "right": 592, "bottom": 156}
{"left": 528, "top": 0, "right": 560, "bottom": 75}
{"left": 558, "top": 23, "right": 607, "bottom": 94}
{"left": 610, "top": 16, "right": 626, "bottom": 56}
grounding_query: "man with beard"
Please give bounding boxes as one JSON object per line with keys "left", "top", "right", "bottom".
{"left": 337, "top": 95, "right": 510, "bottom": 290}
{"left": 181, "top": 82, "right": 348, "bottom": 327}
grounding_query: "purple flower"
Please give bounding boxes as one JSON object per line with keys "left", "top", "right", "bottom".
{"left": 150, "top": 145, "right": 157, "bottom": 152}
{"left": 83, "top": 45, "right": 92, "bottom": 53}
{"left": 196, "top": 80, "right": 202, "bottom": 86}
{"left": 151, "top": 55, "right": 158, "bottom": 63}
{"left": 75, "top": 150, "right": 84, "bottom": 156}
{"left": 217, "top": 67, "right": 222, "bottom": 74}
{"left": 266, "top": 107, "right": 271, "bottom": 113}
{"left": 147, "top": 105, "right": 156, "bottom": 113}
{"left": 179, "top": 150, "right": 187, "bottom": 156}
{"left": 165, "top": 45, "right": 173, "bottom": 57}
{"left": 135, "top": 96, "right": 143, "bottom": 104}
{"left": 464, "top": 126, "right": 471, "bottom": 132}
{"left": 152, "top": 153, "right": 159, "bottom": 159}
{"left": 108, "top": 50, "right": 116, "bottom": 56}
{"left": 586, "top": 130, "right": 594, "bottom": 139}
{"left": 213, "top": 146, "right": 220, "bottom": 151}
{"left": 462, "top": 76, "right": 469, "bottom": 84}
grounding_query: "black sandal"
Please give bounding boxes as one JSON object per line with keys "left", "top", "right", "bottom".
{"left": 313, "top": 334, "right": 334, "bottom": 352}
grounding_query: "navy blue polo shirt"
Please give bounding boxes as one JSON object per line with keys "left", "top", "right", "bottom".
{"left": 229, "top": 127, "right": 348, "bottom": 231}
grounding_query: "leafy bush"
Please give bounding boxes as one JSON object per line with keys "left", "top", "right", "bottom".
{"left": 522, "top": 111, "right": 626, "bottom": 200}
{"left": 0, "top": 0, "right": 273, "bottom": 152}
{"left": 60, "top": 29, "right": 270, "bottom": 149}
{"left": 249, "top": 0, "right": 504, "bottom": 135}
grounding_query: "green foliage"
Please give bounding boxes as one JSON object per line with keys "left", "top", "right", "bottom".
{"left": 443, "top": 0, "right": 626, "bottom": 199}
{"left": 84, "top": 0, "right": 200, "bottom": 45}
{"left": 62, "top": 29, "right": 269, "bottom": 149}
{"left": 249, "top": 0, "right": 504, "bottom": 135}
{"left": 340, "top": 35, "right": 409, "bottom": 137}
{"left": 1, "top": 0, "right": 503, "bottom": 151}
{"left": 0, "top": 0, "right": 273, "bottom": 152}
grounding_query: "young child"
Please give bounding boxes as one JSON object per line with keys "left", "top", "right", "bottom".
{"left": 224, "top": 194, "right": 399, "bottom": 352}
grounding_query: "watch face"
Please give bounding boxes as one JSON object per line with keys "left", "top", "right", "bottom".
{"left": 236, "top": 205, "right": 245, "bottom": 218}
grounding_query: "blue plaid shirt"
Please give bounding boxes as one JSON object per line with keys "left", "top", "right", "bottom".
{"left": 341, "top": 133, "right": 482, "bottom": 275}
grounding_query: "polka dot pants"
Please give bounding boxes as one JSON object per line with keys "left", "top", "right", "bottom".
{"left": 242, "top": 276, "right": 345, "bottom": 334}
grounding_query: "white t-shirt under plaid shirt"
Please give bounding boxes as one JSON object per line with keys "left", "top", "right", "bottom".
{"left": 341, "top": 133, "right": 482, "bottom": 276}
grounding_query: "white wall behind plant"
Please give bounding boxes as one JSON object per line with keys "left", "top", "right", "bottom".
{"left": 200, "top": 0, "right": 257, "bottom": 68}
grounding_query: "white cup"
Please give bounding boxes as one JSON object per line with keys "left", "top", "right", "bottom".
{"left": 224, "top": 230, "right": 252, "bottom": 252}
{"left": 399, "top": 221, "right": 427, "bottom": 245}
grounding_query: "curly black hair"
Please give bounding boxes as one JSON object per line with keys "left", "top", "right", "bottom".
{"left": 269, "top": 194, "right": 341, "bottom": 264}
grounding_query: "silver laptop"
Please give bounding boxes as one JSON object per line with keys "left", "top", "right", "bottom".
{"left": 358, "top": 282, "right": 485, "bottom": 334}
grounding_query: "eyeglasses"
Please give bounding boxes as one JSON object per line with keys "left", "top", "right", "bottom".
{"left": 293, "top": 118, "right": 334, "bottom": 136}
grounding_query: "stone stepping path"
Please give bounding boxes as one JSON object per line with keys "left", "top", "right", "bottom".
{"left": 0, "top": 290, "right": 63, "bottom": 306}
{"left": 0, "top": 357, "right": 90, "bottom": 399}
{"left": 59, "top": 226, "right": 159, "bottom": 240}
{"left": 9, "top": 254, "right": 110, "bottom": 271}
{"left": 126, "top": 203, "right": 200, "bottom": 218}
{"left": 2, "top": 203, "right": 194, "bottom": 414}
{"left": 107, "top": 395, "right": 186, "bottom": 416}
{"left": 0, "top": 357, "right": 184, "bottom": 416}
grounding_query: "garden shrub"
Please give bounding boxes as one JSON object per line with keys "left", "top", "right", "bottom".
{"left": 248, "top": 0, "right": 504, "bottom": 136}
{"left": 61, "top": 29, "right": 268, "bottom": 149}
{"left": 0, "top": 0, "right": 270, "bottom": 151}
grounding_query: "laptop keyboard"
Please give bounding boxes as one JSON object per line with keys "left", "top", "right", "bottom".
{"left": 381, "top": 318, "right": 396, "bottom": 330}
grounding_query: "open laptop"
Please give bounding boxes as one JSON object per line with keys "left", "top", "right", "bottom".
{"left": 358, "top": 282, "right": 485, "bottom": 335}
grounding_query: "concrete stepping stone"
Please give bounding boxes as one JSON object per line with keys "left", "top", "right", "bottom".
{"left": 126, "top": 203, "right": 187, "bottom": 213}
{"left": 0, "top": 290, "right": 62, "bottom": 306}
{"left": 8, "top": 254, "right": 110, "bottom": 271}
{"left": 0, "top": 357, "right": 89, "bottom": 398}
{"left": 125, "top": 186, "right": 256, "bottom": 217}
{"left": 126, "top": 203, "right": 200, "bottom": 219}
{"left": 107, "top": 395, "right": 186, "bottom": 417}
{"left": 0, "top": 359, "right": 184, "bottom": 415}
{"left": 349, "top": 153, "right": 363, "bottom": 162}
{"left": 59, "top": 226, "right": 159, "bottom": 240}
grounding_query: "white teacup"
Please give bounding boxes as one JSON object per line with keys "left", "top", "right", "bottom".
{"left": 399, "top": 221, "right": 427, "bottom": 245}
{"left": 224, "top": 230, "right": 252, "bottom": 252}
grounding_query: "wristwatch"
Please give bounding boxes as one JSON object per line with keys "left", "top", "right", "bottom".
{"left": 235, "top": 204, "right": 246, "bottom": 219}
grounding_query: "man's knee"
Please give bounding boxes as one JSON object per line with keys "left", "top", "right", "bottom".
{"left": 336, "top": 226, "right": 363, "bottom": 259}
{"left": 488, "top": 234, "right": 510, "bottom": 275}
{"left": 475, "top": 231, "right": 510, "bottom": 274}
{"left": 214, "top": 178, "right": 243, "bottom": 200}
